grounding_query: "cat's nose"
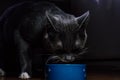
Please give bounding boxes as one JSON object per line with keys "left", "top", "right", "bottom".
{"left": 56, "top": 40, "right": 63, "bottom": 48}
{"left": 63, "top": 54, "right": 75, "bottom": 62}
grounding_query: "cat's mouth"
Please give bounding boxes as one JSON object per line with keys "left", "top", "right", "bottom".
{"left": 46, "top": 48, "right": 87, "bottom": 64}
{"left": 46, "top": 54, "right": 76, "bottom": 64}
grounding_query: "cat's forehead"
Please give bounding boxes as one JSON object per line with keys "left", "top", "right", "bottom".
{"left": 54, "top": 14, "right": 76, "bottom": 23}
{"left": 54, "top": 14, "right": 79, "bottom": 32}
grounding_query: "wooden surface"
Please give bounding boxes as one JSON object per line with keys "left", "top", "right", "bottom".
{"left": 1, "top": 72, "right": 120, "bottom": 80}
{"left": 87, "top": 73, "right": 120, "bottom": 80}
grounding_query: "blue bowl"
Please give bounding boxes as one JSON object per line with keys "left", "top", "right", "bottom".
{"left": 46, "top": 64, "right": 86, "bottom": 80}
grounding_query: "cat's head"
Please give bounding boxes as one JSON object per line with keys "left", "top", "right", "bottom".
{"left": 45, "top": 11, "right": 89, "bottom": 62}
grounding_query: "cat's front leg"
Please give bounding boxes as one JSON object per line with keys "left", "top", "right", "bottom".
{"left": 18, "top": 51, "right": 31, "bottom": 79}
{"left": 15, "top": 31, "right": 32, "bottom": 79}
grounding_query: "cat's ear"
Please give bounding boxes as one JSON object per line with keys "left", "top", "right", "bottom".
{"left": 75, "top": 11, "right": 90, "bottom": 29}
{"left": 46, "top": 11, "right": 59, "bottom": 31}
{"left": 76, "top": 11, "right": 89, "bottom": 48}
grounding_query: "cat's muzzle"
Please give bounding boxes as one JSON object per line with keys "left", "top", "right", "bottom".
{"left": 61, "top": 54, "right": 75, "bottom": 62}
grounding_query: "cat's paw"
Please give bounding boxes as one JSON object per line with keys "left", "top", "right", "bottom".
{"left": 0, "top": 68, "right": 5, "bottom": 76}
{"left": 19, "top": 72, "right": 30, "bottom": 79}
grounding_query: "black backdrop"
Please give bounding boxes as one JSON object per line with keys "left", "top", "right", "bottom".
{"left": 1, "top": 0, "right": 120, "bottom": 75}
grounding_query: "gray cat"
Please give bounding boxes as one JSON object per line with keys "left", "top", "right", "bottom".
{"left": 0, "top": 1, "right": 89, "bottom": 79}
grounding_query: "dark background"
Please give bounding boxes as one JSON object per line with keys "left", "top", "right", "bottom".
{"left": 1, "top": 0, "right": 120, "bottom": 76}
